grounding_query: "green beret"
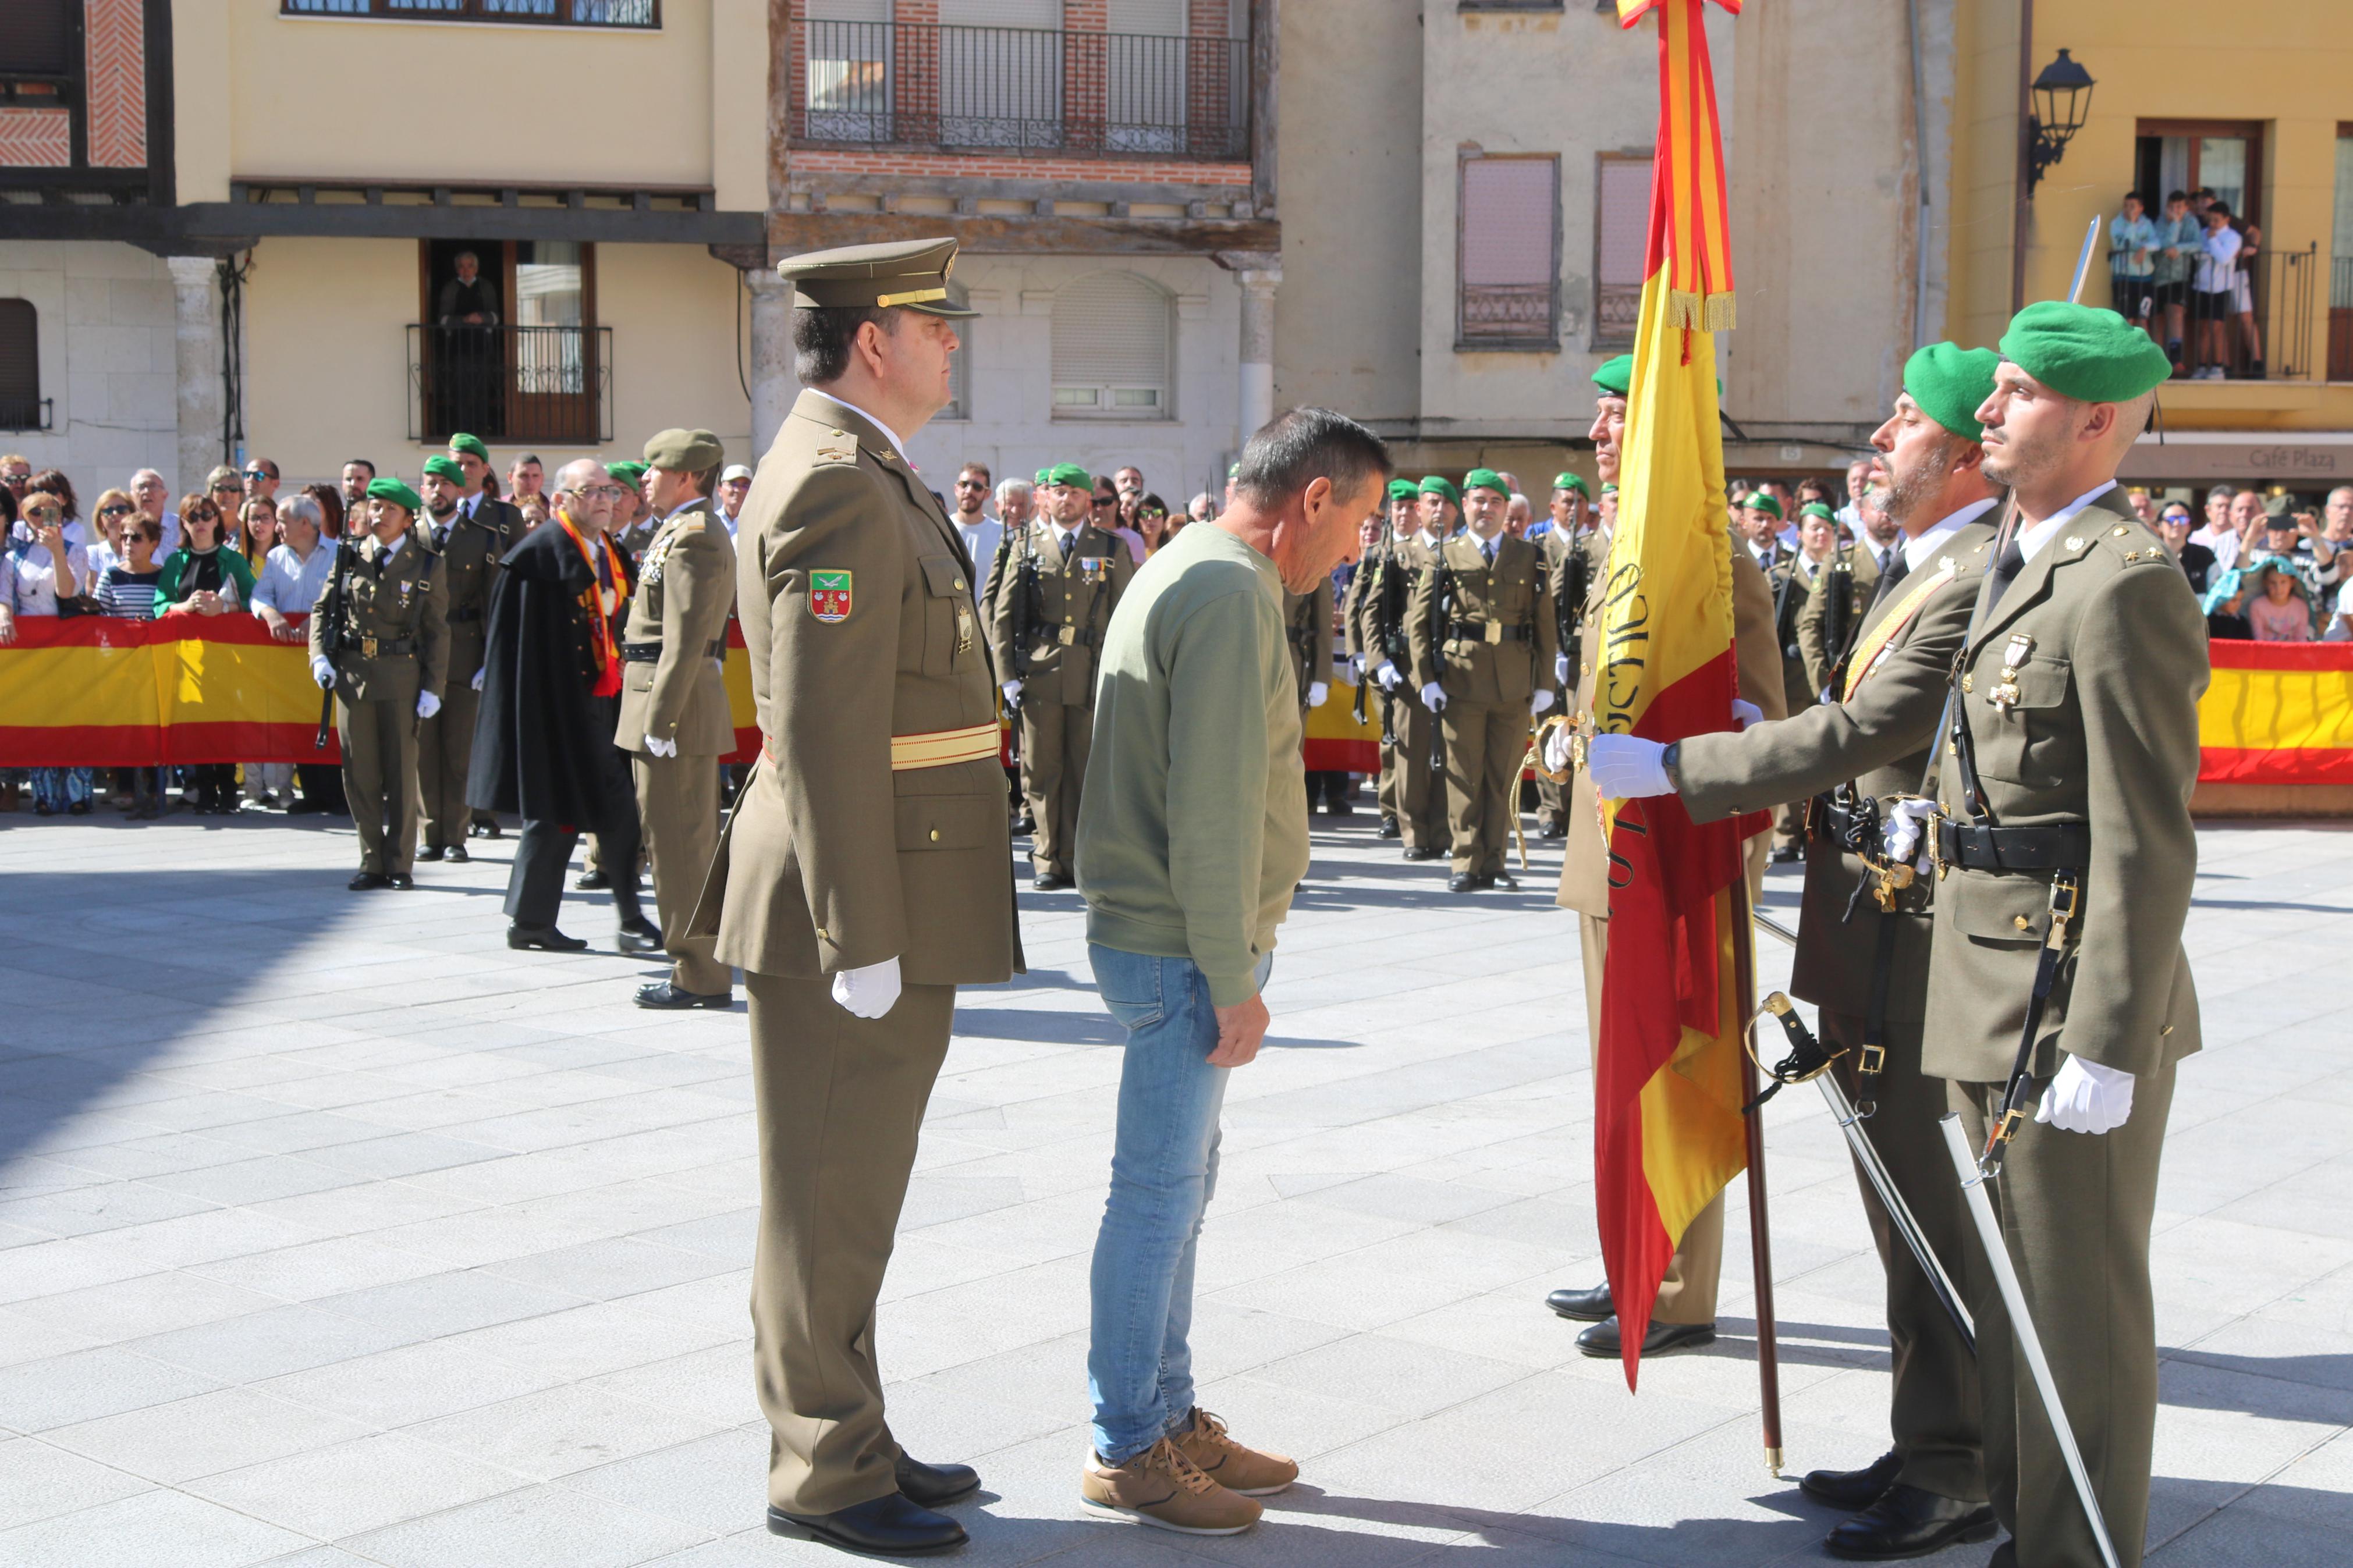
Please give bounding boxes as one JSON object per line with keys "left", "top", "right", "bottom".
{"left": 608, "top": 461, "right": 647, "bottom": 489}
{"left": 1418, "top": 475, "right": 1461, "bottom": 505}
{"left": 1043, "top": 462, "right": 1091, "bottom": 489}
{"left": 1386, "top": 478, "right": 1420, "bottom": 502}
{"left": 1593, "top": 354, "right": 1634, "bottom": 397}
{"left": 1553, "top": 472, "right": 1588, "bottom": 496}
{"left": 447, "top": 433, "right": 490, "bottom": 461}
{"left": 420, "top": 454, "right": 467, "bottom": 483}
{"left": 1903, "top": 342, "right": 2000, "bottom": 442}
{"left": 1035, "top": 468, "right": 1052, "bottom": 486}
{"left": 645, "top": 427, "right": 724, "bottom": 472}
{"left": 1228, "top": 463, "right": 1240, "bottom": 479}
{"left": 1798, "top": 502, "right": 1837, "bottom": 522}
{"left": 1998, "top": 300, "right": 2173, "bottom": 404}
{"left": 1462, "top": 467, "right": 1509, "bottom": 498}
{"left": 1740, "top": 490, "right": 1783, "bottom": 520}
{"left": 1600, "top": 481, "right": 1618, "bottom": 495}
{"left": 365, "top": 477, "right": 423, "bottom": 515}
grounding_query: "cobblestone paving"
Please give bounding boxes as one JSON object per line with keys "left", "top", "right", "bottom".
{"left": 1, "top": 809, "right": 2347, "bottom": 1567}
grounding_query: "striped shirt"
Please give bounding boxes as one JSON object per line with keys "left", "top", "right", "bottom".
{"left": 99, "top": 566, "right": 163, "bottom": 620}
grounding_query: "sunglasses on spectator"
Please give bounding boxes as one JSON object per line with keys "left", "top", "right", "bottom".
{"left": 954, "top": 479, "right": 989, "bottom": 490}
{"left": 1092, "top": 495, "right": 1116, "bottom": 507}
{"left": 99, "top": 503, "right": 133, "bottom": 517}
{"left": 210, "top": 482, "right": 242, "bottom": 493}
{"left": 563, "top": 484, "right": 629, "bottom": 500}
{"left": 0, "top": 472, "right": 27, "bottom": 488}
{"left": 242, "top": 470, "right": 269, "bottom": 480}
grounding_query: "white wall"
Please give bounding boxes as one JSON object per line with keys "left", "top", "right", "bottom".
{"left": 0, "top": 242, "right": 178, "bottom": 504}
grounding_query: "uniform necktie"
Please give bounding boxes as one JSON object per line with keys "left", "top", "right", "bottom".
{"left": 1986, "top": 536, "right": 2027, "bottom": 609}
{"left": 1868, "top": 547, "right": 1910, "bottom": 612}
{"left": 1481, "top": 539, "right": 1496, "bottom": 567}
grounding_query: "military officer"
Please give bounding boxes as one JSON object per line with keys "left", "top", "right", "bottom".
{"left": 1286, "top": 572, "right": 1341, "bottom": 815}
{"left": 1344, "top": 477, "right": 1441, "bottom": 847}
{"left": 1760, "top": 499, "right": 1835, "bottom": 861}
{"left": 412, "top": 454, "right": 502, "bottom": 864}
{"left": 1589, "top": 343, "right": 2006, "bottom": 1560}
{"left": 307, "top": 477, "right": 450, "bottom": 890}
{"left": 1892, "top": 304, "right": 2202, "bottom": 1568}
{"left": 445, "top": 432, "right": 523, "bottom": 844}
{"left": 617, "top": 427, "right": 740, "bottom": 1012}
{"left": 1535, "top": 473, "right": 1595, "bottom": 838}
{"left": 606, "top": 460, "right": 656, "bottom": 564}
{"left": 1406, "top": 467, "right": 1557, "bottom": 893}
{"left": 1799, "top": 485, "right": 1903, "bottom": 695}
{"left": 989, "top": 460, "right": 1135, "bottom": 890}
{"left": 1543, "top": 354, "right": 1787, "bottom": 1356}
{"left": 694, "top": 238, "right": 1020, "bottom": 1559}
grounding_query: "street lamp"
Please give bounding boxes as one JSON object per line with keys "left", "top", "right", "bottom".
{"left": 2027, "top": 48, "right": 2095, "bottom": 194}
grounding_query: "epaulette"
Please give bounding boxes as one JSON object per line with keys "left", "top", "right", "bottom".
{"left": 814, "top": 429, "right": 860, "bottom": 467}
{"left": 2088, "top": 520, "right": 2173, "bottom": 567}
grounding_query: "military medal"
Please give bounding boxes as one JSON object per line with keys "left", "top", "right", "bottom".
{"left": 1990, "top": 632, "right": 2032, "bottom": 713}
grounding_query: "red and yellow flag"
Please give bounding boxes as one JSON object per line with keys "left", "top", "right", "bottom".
{"left": 1595, "top": 0, "right": 1758, "bottom": 1389}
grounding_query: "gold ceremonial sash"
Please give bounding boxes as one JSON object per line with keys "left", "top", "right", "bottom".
{"left": 888, "top": 722, "right": 1002, "bottom": 770}
{"left": 1841, "top": 562, "right": 1958, "bottom": 701}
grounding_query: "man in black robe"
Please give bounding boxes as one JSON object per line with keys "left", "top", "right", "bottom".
{"left": 468, "top": 457, "right": 663, "bottom": 954}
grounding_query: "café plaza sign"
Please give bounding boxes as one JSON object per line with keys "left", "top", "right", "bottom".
{"left": 2122, "top": 433, "right": 2353, "bottom": 483}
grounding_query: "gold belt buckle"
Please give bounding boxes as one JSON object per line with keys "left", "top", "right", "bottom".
{"left": 1858, "top": 1043, "right": 1887, "bottom": 1075}
{"left": 1926, "top": 807, "right": 1949, "bottom": 881}
{"left": 1057, "top": 625, "right": 1077, "bottom": 646}
{"left": 1484, "top": 623, "right": 1503, "bottom": 646}
{"left": 360, "top": 635, "right": 378, "bottom": 658}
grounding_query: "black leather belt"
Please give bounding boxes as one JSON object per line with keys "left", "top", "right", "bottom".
{"left": 1935, "top": 818, "right": 2090, "bottom": 872}
{"left": 339, "top": 635, "right": 417, "bottom": 657}
{"left": 1446, "top": 620, "right": 1531, "bottom": 643}
{"left": 1814, "top": 792, "right": 1877, "bottom": 856}
{"left": 622, "top": 639, "right": 726, "bottom": 662}
{"left": 446, "top": 607, "right": 482, "bottom": 624}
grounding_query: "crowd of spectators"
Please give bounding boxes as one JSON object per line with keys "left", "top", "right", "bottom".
{"left": 2110, "top": 187, "right": 2265, "bottom": 381}
{"left": 2135, "top": 481, "right": 2353, "bottom": 642}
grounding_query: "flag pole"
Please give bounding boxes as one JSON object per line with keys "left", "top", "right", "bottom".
{"left": 1731, "top": 866, "right": 1783, "bottom": 1475}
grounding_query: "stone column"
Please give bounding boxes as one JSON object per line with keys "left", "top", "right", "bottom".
{"left": 166, "top": 255, "right": 224, "bottom": 496}
{"left": 746, "top": 268, "right": 798, "bottom": 457}
{"left": 1234, "top": 262, "right": 1280, "bottom": 450}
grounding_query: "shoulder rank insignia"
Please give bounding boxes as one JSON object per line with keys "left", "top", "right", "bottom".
{"left": 810, "top": 570, "right": 853, "bottom": 622}
{"left": 815, "top": 431, "right": 859, "bottom": 466}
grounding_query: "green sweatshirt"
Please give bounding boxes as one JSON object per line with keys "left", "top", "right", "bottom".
{"left": 1076, "top": 521, "right": 1309, "bottom": 1005}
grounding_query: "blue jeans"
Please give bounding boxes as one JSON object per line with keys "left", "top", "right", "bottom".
{"left": 1085, "top": 943, "right": 1270, "bottom": 1464}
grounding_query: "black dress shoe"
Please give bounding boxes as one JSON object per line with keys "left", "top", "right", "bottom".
{"left": 386, "top": 873, "right": 415, "bottom": 890}
{"left": 509, "top": 924, "right": 588, "bottom": 952}
{"left": 767, "top": 1494, "right": 967, "bottom": 1556}
{"left": 1013, "top": 815, "right": 1036, "bottom": 835}
{"left": 575, "top": 868, "right": 611, "bottom": 890}
{"left": 1770, "top": 844, "right": 1802, "bottom": 864}
{"left": 894, "top": 1453, "right": 980, "bottom": 1508}
{"left": 1825, "top": 1484, "right": 1997, "bottom": 1560}
{"left": 635, "top": 980, "right": 733, "bottom": 1011}
{"left": 1325, "top": 799, "right": 1354, "bottom": 817}
{"left": 286, "top": 799, "right": 325, "bottom": 816}
{"left": 1538, "top": 819, "right": 1566, "bottom": 840}
{"left": 1544, "top": 1283, "right": 1613, "bottom": 1321}
{"left": 1402, "top": 845, "right": 1436, "bottom": 862}
{"left": 616, "top": 916, "right": 664, "bottom": 954}
{"left": 1801, "top": 1450, "right": 1902, "bottom": 1511}
{"left": 416, "top": 846, "right": 446, "bottom": 862}
{"left": 1447, "top": 873, "right": 1477, "bottom": 893}
{"left": 347, "top": 871, "right": 391, "bottom": 891}
{"left": 1576, "top": 1315, "right": 1715, "bottom": 1357}
{"left": 1377, "top": 816, "right": 1401, "bottom": 839}
{"left": 446, "top": 844, "right": 469, "bottom": 865}
{"left": 471, "top": 818, "right": 503, "bottom": 840}
{"left": 1032, "top": 873, "right": 1073, "bottom": 891}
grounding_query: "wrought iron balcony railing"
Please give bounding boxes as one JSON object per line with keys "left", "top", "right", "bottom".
{"left": 407, "top": 325, "right": 612, "bottom": 445}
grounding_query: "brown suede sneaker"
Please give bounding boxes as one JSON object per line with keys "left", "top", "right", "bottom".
{"left": 1080, "top": 1437, "right": 1262, "bottom": 1535}
{"left": 1171, "top": 1407, "right": 1299, "bottom": 1496}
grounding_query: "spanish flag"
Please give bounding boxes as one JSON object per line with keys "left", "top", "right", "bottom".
{"left": 1595, "top": 0, "right": 1758, "bottom": 1389}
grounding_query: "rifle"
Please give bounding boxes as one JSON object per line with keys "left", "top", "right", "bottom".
{"left": 1350, "top": 559, "right": 1373, "bottom": 726}
{"left": 1559, "top": 532, "right": 1590, "bottom": 673}
{"left": 1425, "top": 557, "right": 1453, "bottom": 777}
{"left": 312, "top": 538, "right": 354, "bottom": 751}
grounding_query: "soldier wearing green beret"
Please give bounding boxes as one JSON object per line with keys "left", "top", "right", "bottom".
{"left": 410, "top": 454, "right": 502, "bottom": 865}
{"left": 307, "top": 476, "right": 450, "bottom": 890}
{"left": 620, "top": 428, "right": 740, "bottom": 1010}
{"left": 1533, "top": 471, "right": 1596, "bottom": 838}
{"left": 690, "top": 237, "right": 1018, "bottom": 1558}
{"left": 1894, "top": 303, "right": 2200, "bottom": 1568}
{"left": 441, "top": 433, "right": 524, "bottom": 844}
{"left": 1344, "top": 477, "right": 1445, "bottom": 847}
{"left": 1406, "top": 467, "right": 1557, "bottom": 891}
{"left": 1586, "top": 340, "right": 2007, "bottom": 1559}
{"left": 989, "top": 459, "right": 1137, "bottom": 890}
{"left": 606, "top": 460, "right": 655, "bottom": 564}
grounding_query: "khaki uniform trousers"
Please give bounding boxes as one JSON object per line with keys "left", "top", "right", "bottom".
{"left": 748, "top": 972, "right": 956, "bottom": 1515}
{"left": 1578, "top": 912, "right": 1721, "bottom": 1326}
{"left": 1018, "top": 698, "right": 1092, "bottom": 879}
{"left": 1380, "top": 698, "right": 1449, "bottom": 850}
{"left": 1952, "top": 1065, "right": 2174, "bottom": 1568}
{"left": 1534, "top": 766, "right": 1567, "bottom": 832}
{"left": 338, "top": 685, "right": 420, "bottom": 876}
{"left": 1441, "top": 699, "right": 1525, "bottom": 879}
{"left": 416, "top": 679, "right": 479, "bottom": 852}
{"left": 632, "top": 751, "right": 731, "bottom": 996}
{"left": 1822, "top": 1008, "right": 1985, "bottom": 1505}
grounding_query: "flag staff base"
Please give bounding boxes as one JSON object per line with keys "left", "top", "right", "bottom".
{"left": 1730, "top": 870, "right": 1784, "bottom": 1475}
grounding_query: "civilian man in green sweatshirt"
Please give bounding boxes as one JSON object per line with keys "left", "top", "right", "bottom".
{"left": 1073, "top": 408, "right": 1391, "bottom": 1536}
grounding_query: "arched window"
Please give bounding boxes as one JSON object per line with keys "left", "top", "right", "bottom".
{"left": 1052, "top": 272, "right": 1172, "bottom": 420}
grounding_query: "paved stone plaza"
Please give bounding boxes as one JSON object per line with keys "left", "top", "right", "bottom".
{"left": 1, "top": 809, "right": 2348, "bottom": 1567}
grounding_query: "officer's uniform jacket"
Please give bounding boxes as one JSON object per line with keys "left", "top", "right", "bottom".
{"left": 1543, "top": 526, "right": 1599, "bottom": 692}
{"left": 1674, "top": 521, "right": 1997, "bottom": 1021}
{"left": 1405, "top": 532, "right": 1558, "bottom": 705}
{"left": 1557, "top": 540, "right": 1785, "bottom": 917}
{"left": 1344, "top": 531, "right": 1431, "bottom": 673}
{"left": 1284, "top": 577, "right": 1333, "bottom": 707}
{"left": 986, "top": 517, "right": 1135, "bottom": 706}
{"left": 307, "top": 531, "right": 450, "bottom": 706}
{"left": 616, "top": 496, "right": 739, "bottom": 756}
{"left": 425, "top": 504, "right": 509, "bottom": 682}
{"left": 701, "top": 389, "right": 1021, "bottom": 986}
{"left": 1923, "top": 485, "right": 2206, "bottom": 1083}
{"left": 1798, "top": 542, "right": 1884, "bottom": 698}
{"left": 1767, "top": 550, "right": 1828, "bottom": 717}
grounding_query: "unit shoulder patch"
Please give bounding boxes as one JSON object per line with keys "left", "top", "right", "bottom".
{"left": 810, "top": 570, "right": 853, "bottom": 622}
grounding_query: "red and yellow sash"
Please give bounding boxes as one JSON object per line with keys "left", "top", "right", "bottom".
{"left": 1841, "top": 560, "right": 1957, "bottom": 701}
{"left": 555, "top": 513, "right": 629, "bottom": 698}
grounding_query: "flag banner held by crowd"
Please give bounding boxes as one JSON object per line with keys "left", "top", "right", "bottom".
{"left": 1595, "top": 0, "right": 1761, "bottom": 1391}
{"left": 2198, "top": 640, "right": 2353, "bottom": 783}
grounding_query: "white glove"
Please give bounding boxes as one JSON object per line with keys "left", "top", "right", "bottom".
{"left": 1375, "top": 660, "right": 1402, "bottom": 693}
{"left": 1419, "top": 681, "right": 1447, "bottom": 712}
{"left": 1348, "top": 653, "right": 1367, "bottom": 680}
{"left": 471, "top": 667, "right": 486, "bottom": 693}
{"left": 310, "top": 656, "right": 334, "bottom": 690}
{"left": 416, "top": 691, "right": 442, "bottom": 721}
{"left": 645, "top": 734, "right": 677, "bottom": 758}
{"left": 2036, "top": 1055, "right": 2136, "bottom": 1135}
{"left": 1881, "top": 798, "right": 1937, "bottom": 872}
{"left": 1307, "top": 681, "right": 1329, "bottom": 708}
{"left": 1586, "top": 734, "right": 1671, "bottom": 798}
{"left": 1732, "top": 698, "right": 1763, "bottom": 731}
{"left": 1543, "top": 722, "right": 1575, "bottom": 775}
{"left": 1000, "top": 680, "right": 1023, "bottom": 708}
{"left": 1555, "top": 652, "right": 1572, "bottom": 686}
{"left": 831, "top": 955, "right": 902, "bottom": 1019}
{"left": 1531, "top": 689, "right": 1556, "bottom": 717}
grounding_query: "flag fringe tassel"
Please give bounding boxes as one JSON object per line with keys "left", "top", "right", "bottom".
{"left": 1665, "top": 289, "right": 1737, "bottom": 333}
